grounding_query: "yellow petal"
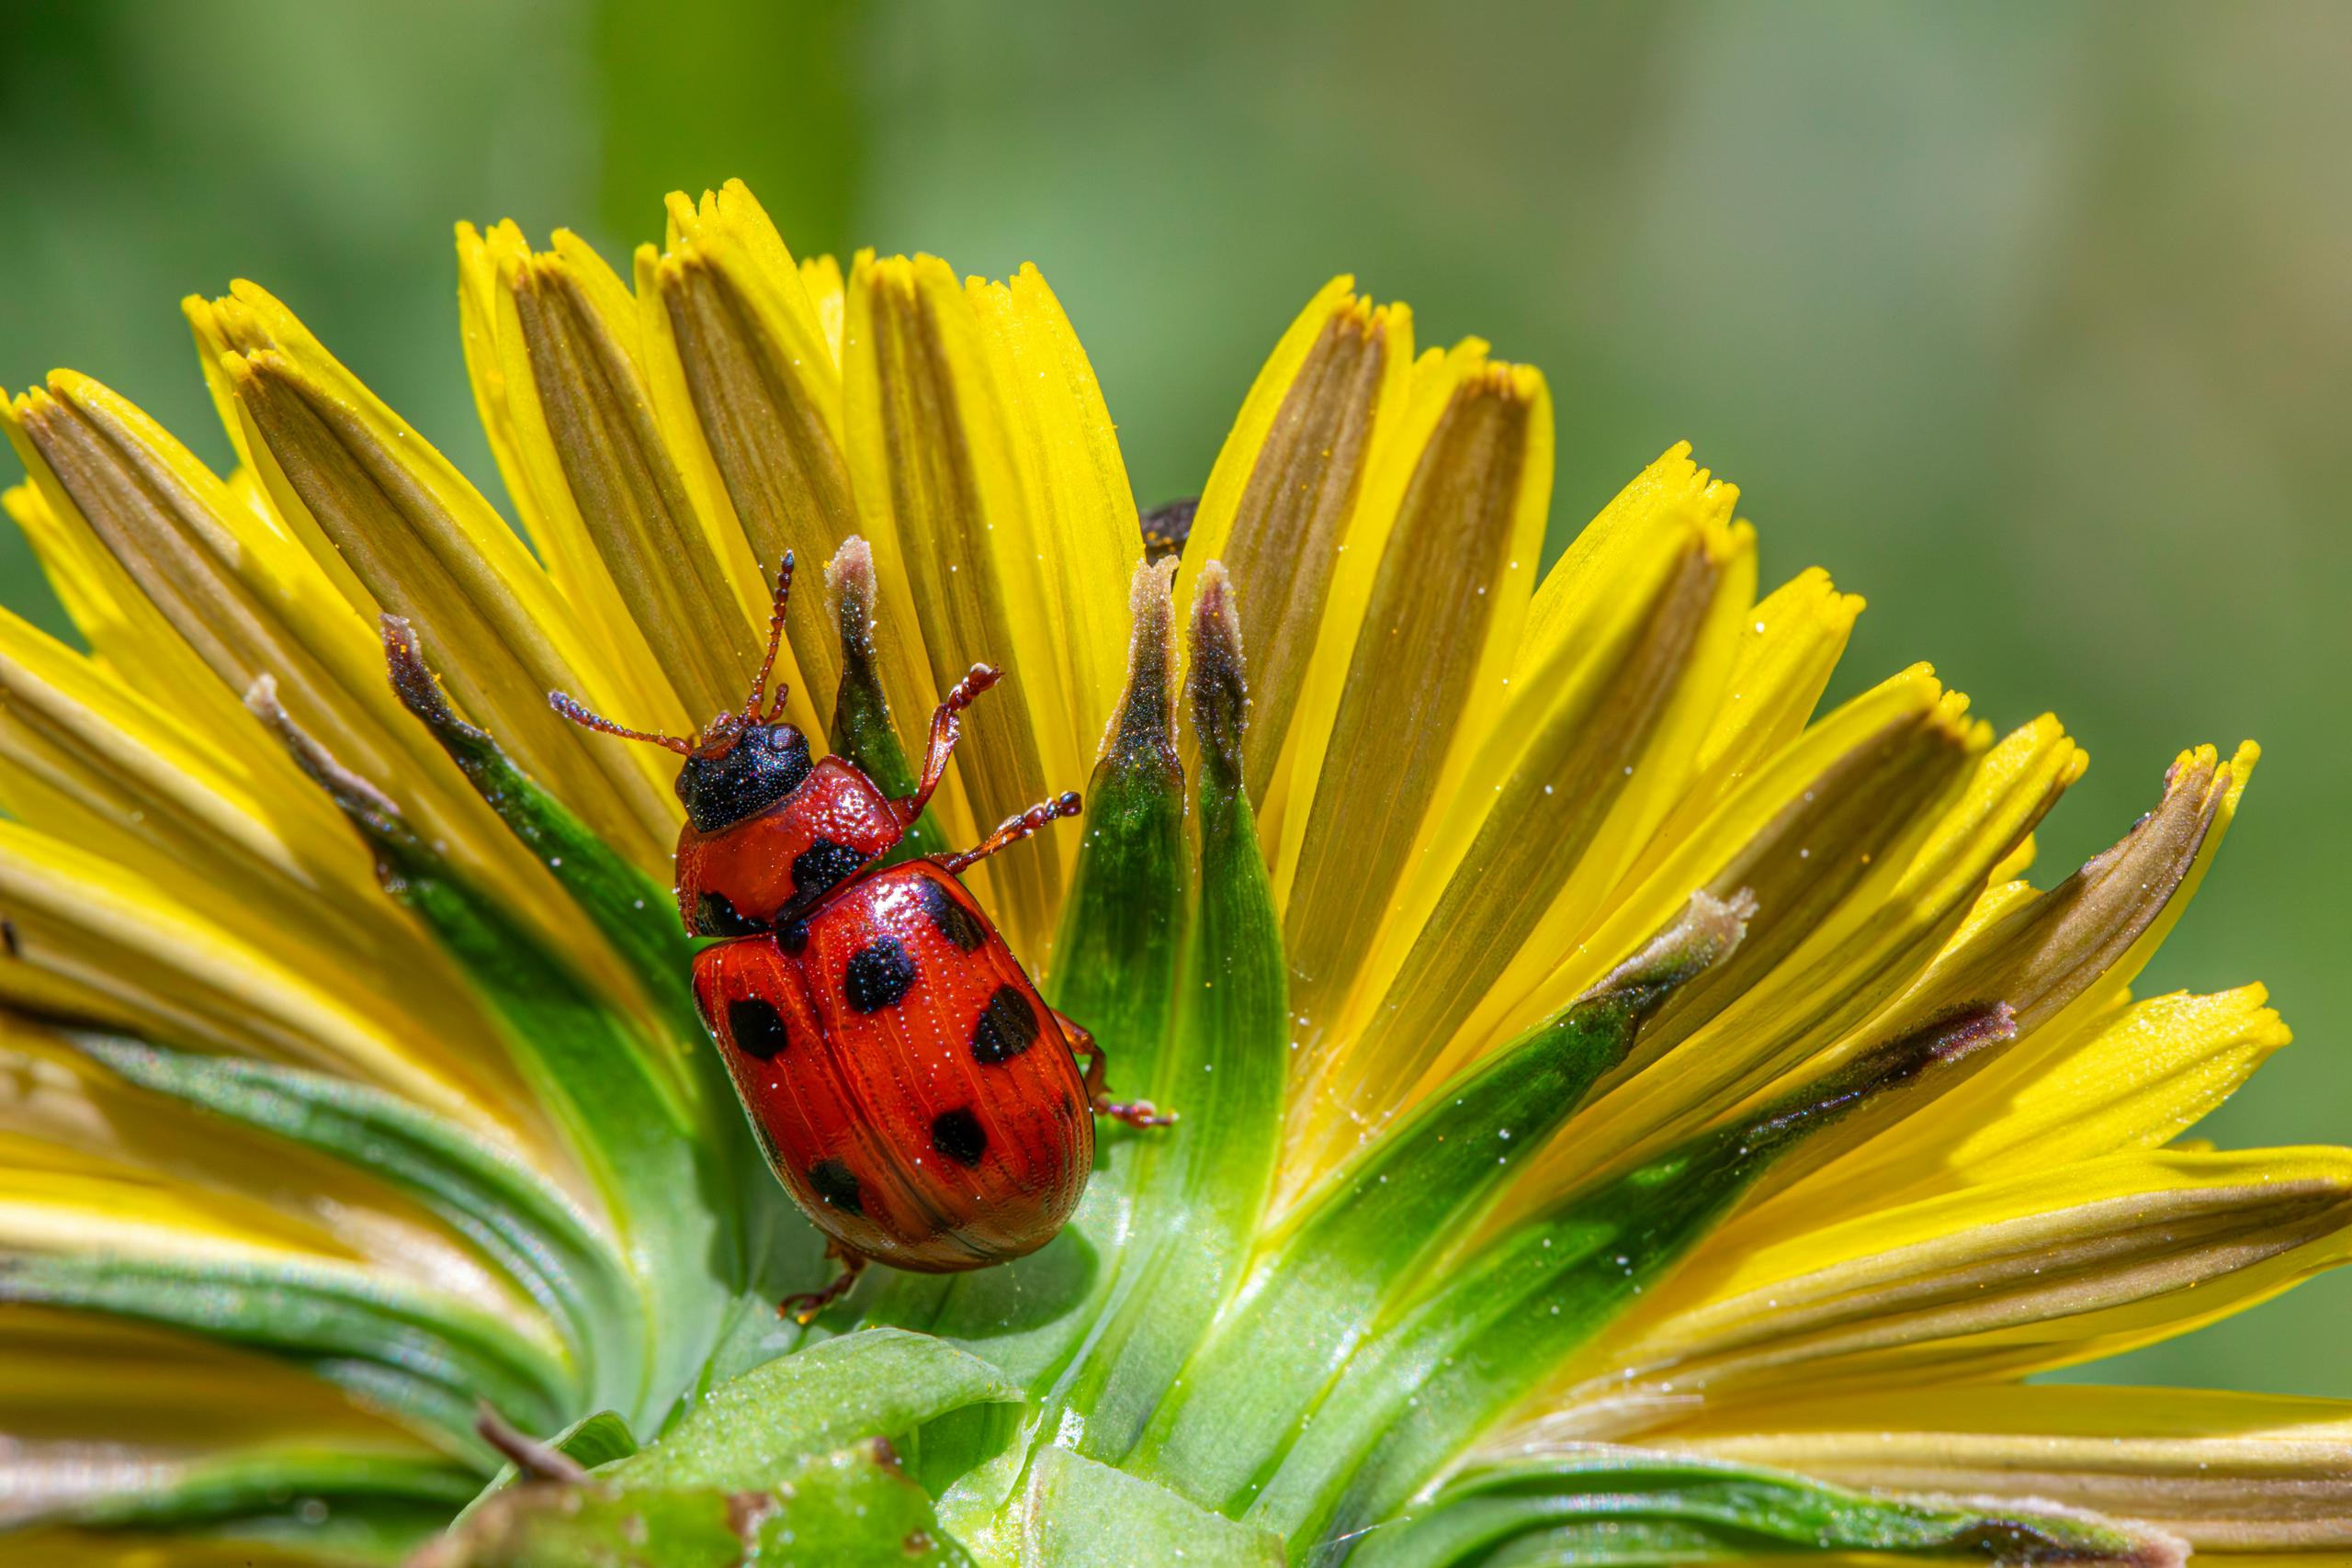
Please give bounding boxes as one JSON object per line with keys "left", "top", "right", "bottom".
{"left": 0, "top": 611, "right": 516, "bottom": 1086}
{"left": 1556, "top": 1147, "right": 2352, "bottom": 1437}
{"left": 801, "top": 255, "right": 847, "bottom": 366}
{"left": 1174, "top": 277, "right": 1410, "bottom": 808}
{"left": 0, "top": 1305, "right": 434, "bottom": 1451}
{"left": 1793, "top": 983, "right": 2290, "bottom": 1213}
{"left": 0, "top": 818, "right": 539, "bottom": 1148}
{"left": 644, "top": 183, "right": 865, "bottom": 739}
{"left": 455, "top": 220, "right": 688, "bottom": 737}
{"left": 190, "top": 286, "right": 679, "bottom": 863}
{"left": 967, "top": 265, "right": 1142, "bottom": 770}
{"left": 1544, "top": 709, "right": 2086, "bottom": 1203}
{"left": 1654, "top": 1383, "right": 2352, "bottom": 1552}
{"left": 474, "top": 233, "right": 771, "bottom": 729}
{"left": 1277, "top": 349, "right": 1554, "bottom": 1032}
{"left": 5, "top": 375, "right": 650, "bottom": 935}
{"left": 1283, "top": 451, "right": 1745, "bottom": 1188}
{"left": 1610, "top": 567, "right": 1865, "bottom": 896}
{"left": 842, "top": 254, "right": 1074, "bottom": 951}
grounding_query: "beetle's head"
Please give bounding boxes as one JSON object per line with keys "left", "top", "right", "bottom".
{"left": 549, "top": 552, "right": 815, "bottom": 832}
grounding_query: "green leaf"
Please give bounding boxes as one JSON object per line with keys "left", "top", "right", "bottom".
{"left": 1131, "top": 891, "right": 1748, "bottom": 1505}
{"left": 869, "top": 564, "right": 1190, "bottom": 1389}
{"left": 1021, "top": 1446, "right": 1284, "bottom": 1568}
{"left": 0, "top": 1253, "right": 572, "bottom": 1459}
{"left": 417, "top": 1441, "right": 973, "bottom": 1568}
{"left": 1340, "top": 1447, "right": 2175, "bottom": 1568}
{"left": 1055, "top": 562, "right": 1288, "bottom": 1461}
{"left": 71, "top": 1033, "right": 641, "bottom": 1410}
{"left": 609, "top": 1328, "right": 1023, "bottom": 1491}
{"left": 250, "top": 679, "right": 732, "bottom": 1431}
{"left": 1252, "top": 1006, "right": 2020, "bottom": 1551}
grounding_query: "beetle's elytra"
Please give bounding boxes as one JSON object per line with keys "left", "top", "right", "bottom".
{"left": 552, "top": 552, "right": 1169, "bottom": 1320}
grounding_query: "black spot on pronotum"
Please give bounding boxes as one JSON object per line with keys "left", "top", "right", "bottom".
{"left": 971, "top": 985, "right": 1041, "bottom": 1065}
{"left": 915, "top": 876, "right": 987, "bottom": 953}
{"left": 843, "top": 936, "right": 919, "bottom": 1012}
{"left": 696, "top": 890, "right": 766, "bottom": 937}
{"left": 726, "top": 997, "right": 793, "bottom": 1059}
{"left": 791, "top": 838, "right": 866, "bottom": 904}
{"left": 808, "top": 1158, "right": 864, "bottom": 1214}
{"left": 931, "top": 1107, "right": 988, "bottom": 1167}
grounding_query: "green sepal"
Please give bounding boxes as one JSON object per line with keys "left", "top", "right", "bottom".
{"left": 609, "top": 1328, "right": 1023, "bottom": 1492}
{"left": 417, "top": 1441, "right": 973, "bottom": 1568}
{"left": 249, "top": 678, "right": 729, "bottom": 1431}
{"left": 1055, "top": 561, "right": 1287, "bottom": 1461}
{"left": 1133, "top": 893, "right": 1747, "bottom": 1505}
{"left": 0, "top": 1253, "right": 572, "bottom": 1461}
{"left": 386, "top": 624, "right": 820, "bottom": 1323}
{"left": 70, "top": 1034, "right": 639, "bottom": 1408}
{"left": 869, "top": 565, "right": 1190, "bottom": 1388}
{"left": 823, "top": 539, "right": 946, "bottom": 863}
{"left": 1340, "top": 1447, "right": 2172, "bottom": 1568}
{"left": 1254, "top": 1006, "right": 2019, "bottom": 1550}
{"left": 1021, "top": 1446, "right": 1284, "bottom": 1568}
{"left": 383, "top": 615, "right": 698, "bottom": 1035}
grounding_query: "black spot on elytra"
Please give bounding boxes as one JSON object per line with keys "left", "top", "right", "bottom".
{"left": 915, "top": 876, "right": 987, "bottom": 953}
{"left": 775, "top": 917, "right": 809, "bottom": 954}
{"left": 971, "top": 985, "right": 1041, "bottom": 1065}
{"left": 843, "top": 936, "right": 918, "bottom": 1012}
{"left": 695, "top": 891, "right": 766, "bottom": 937}
{"left": 930, "top": 1107, "right": 988, "bottom": 1167}
{"left": 808, "top": 1158, "right": 863, "bottom": 1214}
{"left": 726, "top": 997, "right": 792, "bottom": 1059}
{"left": 791, "top": 838, "right": 866, "bottom": 904}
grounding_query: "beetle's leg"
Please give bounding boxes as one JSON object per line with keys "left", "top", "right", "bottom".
{"left": 894, "top": 662, "right": 1003, "bottom": 826}
{"left": 937, "top": 791, "right": 1084, "bottom": 874}
{"left": 1053, "top": 1009, "right": 1175, "bottom": 1129}
{"left": 777, "top": 1246, "right": 867, "bottom": 1325}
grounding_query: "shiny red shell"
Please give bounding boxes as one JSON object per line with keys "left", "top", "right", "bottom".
{"left": 692, "top": 860, "right": 1092, "bottom": 1272}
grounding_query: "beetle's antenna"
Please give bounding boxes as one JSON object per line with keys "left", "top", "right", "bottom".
{"left": 744, "top": 551, "right": 795, "bottom": 726}
{"left": 548, "top": 690, "right": 695, "bottom": 755}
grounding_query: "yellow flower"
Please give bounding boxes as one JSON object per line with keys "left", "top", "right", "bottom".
{"left": 0, "top": 178, "right": 2344, "bottom": 1565}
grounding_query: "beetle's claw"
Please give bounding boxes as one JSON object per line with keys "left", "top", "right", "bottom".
{"left": 1097, "top": 1097, "right": 1176, "bottom": 1130}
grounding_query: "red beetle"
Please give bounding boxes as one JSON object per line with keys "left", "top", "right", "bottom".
{"left": 552, "top": 554, "right": 1168, "bottom": 1317}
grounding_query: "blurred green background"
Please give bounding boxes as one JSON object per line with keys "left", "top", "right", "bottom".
{"left": 2, "top": 1, "right": 2346, "bottom": 1394}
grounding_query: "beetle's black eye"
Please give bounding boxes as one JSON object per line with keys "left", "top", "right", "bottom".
{"left": 676, "top": 723, "right": 814, "bottom": 831}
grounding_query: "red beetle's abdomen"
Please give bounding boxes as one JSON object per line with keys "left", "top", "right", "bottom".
{"left": 676, "top": 757, "right": 904, "bottom": 936}
{"left": 691, "top": 861, "right": 1093, "bottom": 1272}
